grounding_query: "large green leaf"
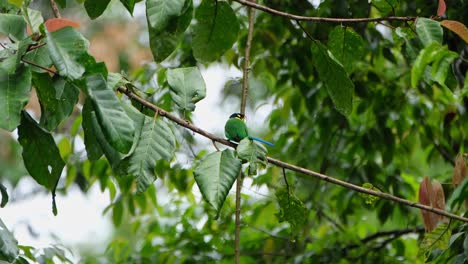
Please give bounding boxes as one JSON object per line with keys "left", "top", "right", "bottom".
{"left": 311, "top": 41, "right": 354, "bottom": 117}
{"left": 18, "top": 111, "right": 65, "bottom": 191}
{"left": 33, "top": 73, "right": 79, "bottom": 131}
{"left": 81, "top": 98, "right": 103, "bottom": 161}
{"left": 275, "top": 188, "right": 308, "bottom": 234}
{"left": 147, "top": 0, "right": 192, "bottom": 62}
{"left": 0, "top": 14, "right": 26, "bottom": 41}
{"left": 0, "top": 65, "right": 31, "bottom": 131}
{"left": 84, "top": 0, "right": 111, "bottom": 19}
{"left": 236, "top": 138, "right": 267, "bottom": 176}
{"left": 372, "top": 0, "right": 399, "bottom": 15}
{"left": 431, "top": 50, "right": 458, "bottom": 86}
{"left": 85, "top": 74, "right": 135, "bottom": 154}
{"left": 166, "top": 67, "right": 206, "bottom": 111}
{"left": 120, "top": 0, "right": 135, "bottom": 15}
{"left": 328, "top": 26, "right": 365, "bottom": 74}
{"left": 191, "top": 0, "right": 239, "bottom": 63}
{"left": 23, "top": 7, "right": 43, "bottom": 34}
{"left": 416, "top": 18, "right": 443, "bottom": 47}
{"left": 125, "top": 113, "right": 176, "bottom": 192}
{"left": 0, "top": 218, "right": 19, "bottom": 262}
{"left": 193, "top": 149, "right": 241, "bottom": 213}
{"left": 44, "top": 26, "right": 89, "bottom": 80}
{"left": 23, "top": 41, "right": 53, "bottom": 73}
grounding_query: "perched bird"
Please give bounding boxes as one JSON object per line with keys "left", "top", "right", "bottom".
{"left": 224, "top": 113, "right": 274, "bottom": 146}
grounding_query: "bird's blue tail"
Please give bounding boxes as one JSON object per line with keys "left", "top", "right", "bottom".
{"left": 248, "top": 136, "right": 274, "bottom": 147}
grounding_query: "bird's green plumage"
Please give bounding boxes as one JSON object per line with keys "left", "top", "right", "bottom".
{"left": 224, "top": 115, "right": 248, "bottom": 142}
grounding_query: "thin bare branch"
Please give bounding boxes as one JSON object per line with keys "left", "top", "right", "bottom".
{"left": 233, "top": 0, "right": 416, "bottom": 23}
{"left": 234, "top": 172, "right": 243, "bottom": 264}
{"left": 49, "top": 0, "right": 62, "bottom": 18}
{"left": 116, "top": 86, "right": 468, "bottom": 224}
{"left": 240, "top": 0, "right": 256, "bottom": 115}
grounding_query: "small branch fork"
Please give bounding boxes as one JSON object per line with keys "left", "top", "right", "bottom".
{"left": 232, "top": 0, "right": 416, "bottom": 23}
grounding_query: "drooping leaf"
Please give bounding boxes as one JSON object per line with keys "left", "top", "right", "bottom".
{"left": 236, "top": 138, "right": 267, "bottom": 175}
{"left": 193, "top": 149, "right": 241, "bottom": 213}
{"left": 33, "top": 73, "right": 79, "bottom": 131}
{"left": 166, "top": 67, "right": 206, "bottom": 111}
{"left": 18, "top": 111, "right": 65, "bottom": 191}
{"left": 441, "top": 20, "right": 468, "bottom": 43}
{"left": 84, "top": 0, "right": 111, "bottom": 19}
{"left": 0, "top": 14, "right": 26, "bottom": 41}
{"left": 431, "top": 50, "right": 458, "bottom": 86}
{"left": 147, "top": 0, "right": 192, "bottom": 62}
{"left": 0, "top": 183, "right": 8, "bottom": 208}
{"left": 120, "top": 0, "right": 136, "bottom": 15}
{"left": 0, "top": 218, "right": 19, "bottom": 262}
{"left": 328, "top": 26, "right": 365, "bottom": 74}
{"left": 85, "top": 74, "right": 135, "bottom": 154}
{"left": 125, "top": 113, "right": 176, "bottom": 192}
{"left": 453, "top": 154, "right": 468, "bottom": 186}
{"left": 372, "top": 0, "right": 399, "bottom": 15}
{"left": 419, "top": 177, "right": 447, "bottom": 231}
{"left": 416, "top": 18, "right": 443, "bottom": 46}
{"left": 44, "top": 26, "right": 89, "bottom": 80}
{"left": 448, "top": 178, "right": 468, "bottom": 210}
{"left": 192, "top": 0, "right": 239, "bottom": 63}
{"left": 112, "top": 200, "right": 124, "bottom": 226}
{"left": 275, "top": 187, "right": 308, "bottom": 234}
{"left": 311, "top": 41, "right": 354, "bottom": 117}
{"left": 437, "top": 0, "right": 446, "bottom": 16}
{"left": 0, "top": 65, "right": 31, "bottom": 131}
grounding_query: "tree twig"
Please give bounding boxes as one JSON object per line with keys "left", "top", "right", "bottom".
{"left": 234, "top": 172, "right": 243, "bottom": 264}
{"left": 49, "top": 0, "right": 61, "bottom": 18}
{"left": 232, "top": 0, "right": 416, "bottom": 23}
{"left": 240, "top": 0, "right": 256, "bottom": 115}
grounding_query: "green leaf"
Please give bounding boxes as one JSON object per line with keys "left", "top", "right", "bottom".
{"left": 33, "top": 73, "right": 79, "bottom": 131}
{"left": 418, "top": 223, "right": 451, "bottom": 259}
{"left": 328, "top": 26, "right": 365, "bottom": 74}
{"left": 0, "top": 183, "right": 8, "bottom": 208}
{"left": 18, "top": 111, "right": 65, "bottom": 191}
{"left": 0, "top": 14, "right": 26, "bottom": 42}
{"left": 416, "top": 18, "right": 443, "bottom": 47}
{"left": 85, "top": 74, "right": 135, "bottom": 154}
{"left": 358, "top": 183, "right": 380, "bottom": 205}
{"left": 23, "top": 42, "right": 53, "bottom": 73}
{"left": 81, "top": 98, "right": 103, "bottom": 161}
{"left": 275, "top": 188, "right": 308, "bottom": 234}
{"left": 448, "top": 178, "right": 468, "bottom": 210}
{"left": 107, "top": 72, "right": 130, "bottom": 91}
{"left": 311, "top": 41, "right": 354, "bottom": 117}
{"left": 23, "top": 8, "right": 43, "bottom": 34}
{"left": 44, "top": 26, "right": 89, "bottom": 80}
{"left": 125, "top": 114, "right": 176, "bottom": 192}
{"left": 147, "top": 0, "right": 192, "bottom": 62}
{"left": 411, "top": 42, "right": 446, "bottom": 87}
{"left": 166, "top": 67, "right": 206, "bottom": 111}
{"left": 112, "top": 200, "right": 124, "bottom": 226}
{"left": 120, "top": 0, "right": 135, "bottom": 15}
{"left": 193, "top": 149, "right": 241, "bottom": 213}
{"left": 0, "top": 65, "right": 31, "bottom": 131}
{"left": 0, "top": 218, "right": 19, "bottom": 262}
{"left": 7, "top": 0, "right": 22, "bottom": 7}
{"left": 372, "top": 0, "right": 399, "bottom": 15}
{"left": 432, "top": 50, "right": 458, "bottom": 86}
{"left": 192, "top": 0, "right": 239, "bottom": 63}
{"left": 84, "top": 0, "right": 111, "bottom": 19}
{"left": 236, "top": 138, "right": 267, "bottom": 175}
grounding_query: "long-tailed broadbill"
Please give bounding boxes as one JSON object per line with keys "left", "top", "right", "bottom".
{"left": 224, "top": 113, "right": 274, "bottom": 146}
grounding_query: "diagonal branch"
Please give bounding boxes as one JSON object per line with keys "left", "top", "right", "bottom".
{"left": 49, "top": 0, "right": 61, "bottom": 18}
{"left": 232, "top": 0, "right": 416, "bottom": 23}
{"left": 116, "top": 86, "right": 468, "bottom": 224}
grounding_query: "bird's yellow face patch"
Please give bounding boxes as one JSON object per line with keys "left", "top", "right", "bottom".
{"left": 230, "top": 113, "right": 245, "bottom": 121}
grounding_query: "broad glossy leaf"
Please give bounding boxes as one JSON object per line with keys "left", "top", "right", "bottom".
{"left": 275, "top": 188, "right": 308, "bottom": 233}
{"left": 147, "top": 0, "right": 192, "bottom": 62}
{"left": 166, "top": 67, "right": 206, "bottom": 111}
{"left": 328, "top": 26, "right": 365, "bottom": 74}
{"left": 24, "top": 8, "right": 43, "bottom": 34}
{"left": 432, "top": 49, "right": 458, "bottom": 86}
{"left": 193, "top": 149, "right": 241, "bottom": 213}
{"left": 192, "top": 0, "right": 239, "bottom": 63}
{"left": 411, "top": 42, "right": 446, "bottom": 87}
{"left": 44, "top": 26, "right": 89, "bottom": 80}
{"left": 236, "top": 138, "right": 267, "bottom": 175}
{"left": 311, "top": 42, "right": 354, "bottom": 117}
{"left": 146, "top": 0, "right": 185, "bottom": 31}
{"left": 372, "top": 0, "right": 399, "bottom": 15}
{"left": 84, "top": 0, "right": 111, "bottom": 19}
{"left": 0, "top": 65, "right": 31, "bottom": 131}
{"left": 126, "top": 113, "right": 176, "bottom": 192}
{"left": 33, "top": 73, "right": 79, "bottom": 131}
{"left": 441, "top": 20, "right": 468, "bottom": 42}
{"left": 416, "top": 18, "right": 443, "bottom": 46}
{"left": 120, "top": 0, "right": 135, "bottom": 15}
{"left": 18, "top": 111, "right": 65, "bottom": 190}
{"left": 448, "top": 178, "right": 468, "bottom": 210}
{"left": 23, "top": 42, "right": 53, "bottom": 73}
{"left": 85, "top": 74, "right": 134, "bottom": 154}
{"left": 0, "top": 218, "right": 19, "bottom": 262}
{"left": 0, "top": 14, "right": 26, "bottom": 41}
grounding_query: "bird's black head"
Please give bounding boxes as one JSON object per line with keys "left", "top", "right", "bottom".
{"left": 229, "top": 113, "right": 245, "bottom": 120}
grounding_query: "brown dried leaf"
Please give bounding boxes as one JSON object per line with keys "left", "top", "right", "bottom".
{"left": 437, "top": 0, "right": 446, "bottom": 16}
{"left": 419, "top": 177, "right": 437, "bottom": 231}
{"left": 431, "top": 180, "right": 448, "bottom": 223}
{"left": 441, "top": 20, "right": 468, "bottom": 43}
{"left": 44, "top": 18, "right": 80, "bottom": 33}
{"left": 453, "top": 154, "right": 465, "bottom": 186}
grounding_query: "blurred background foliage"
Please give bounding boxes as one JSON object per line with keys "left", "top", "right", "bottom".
{"left": 1, "top": 0, "right": 467, "bottom": 263}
